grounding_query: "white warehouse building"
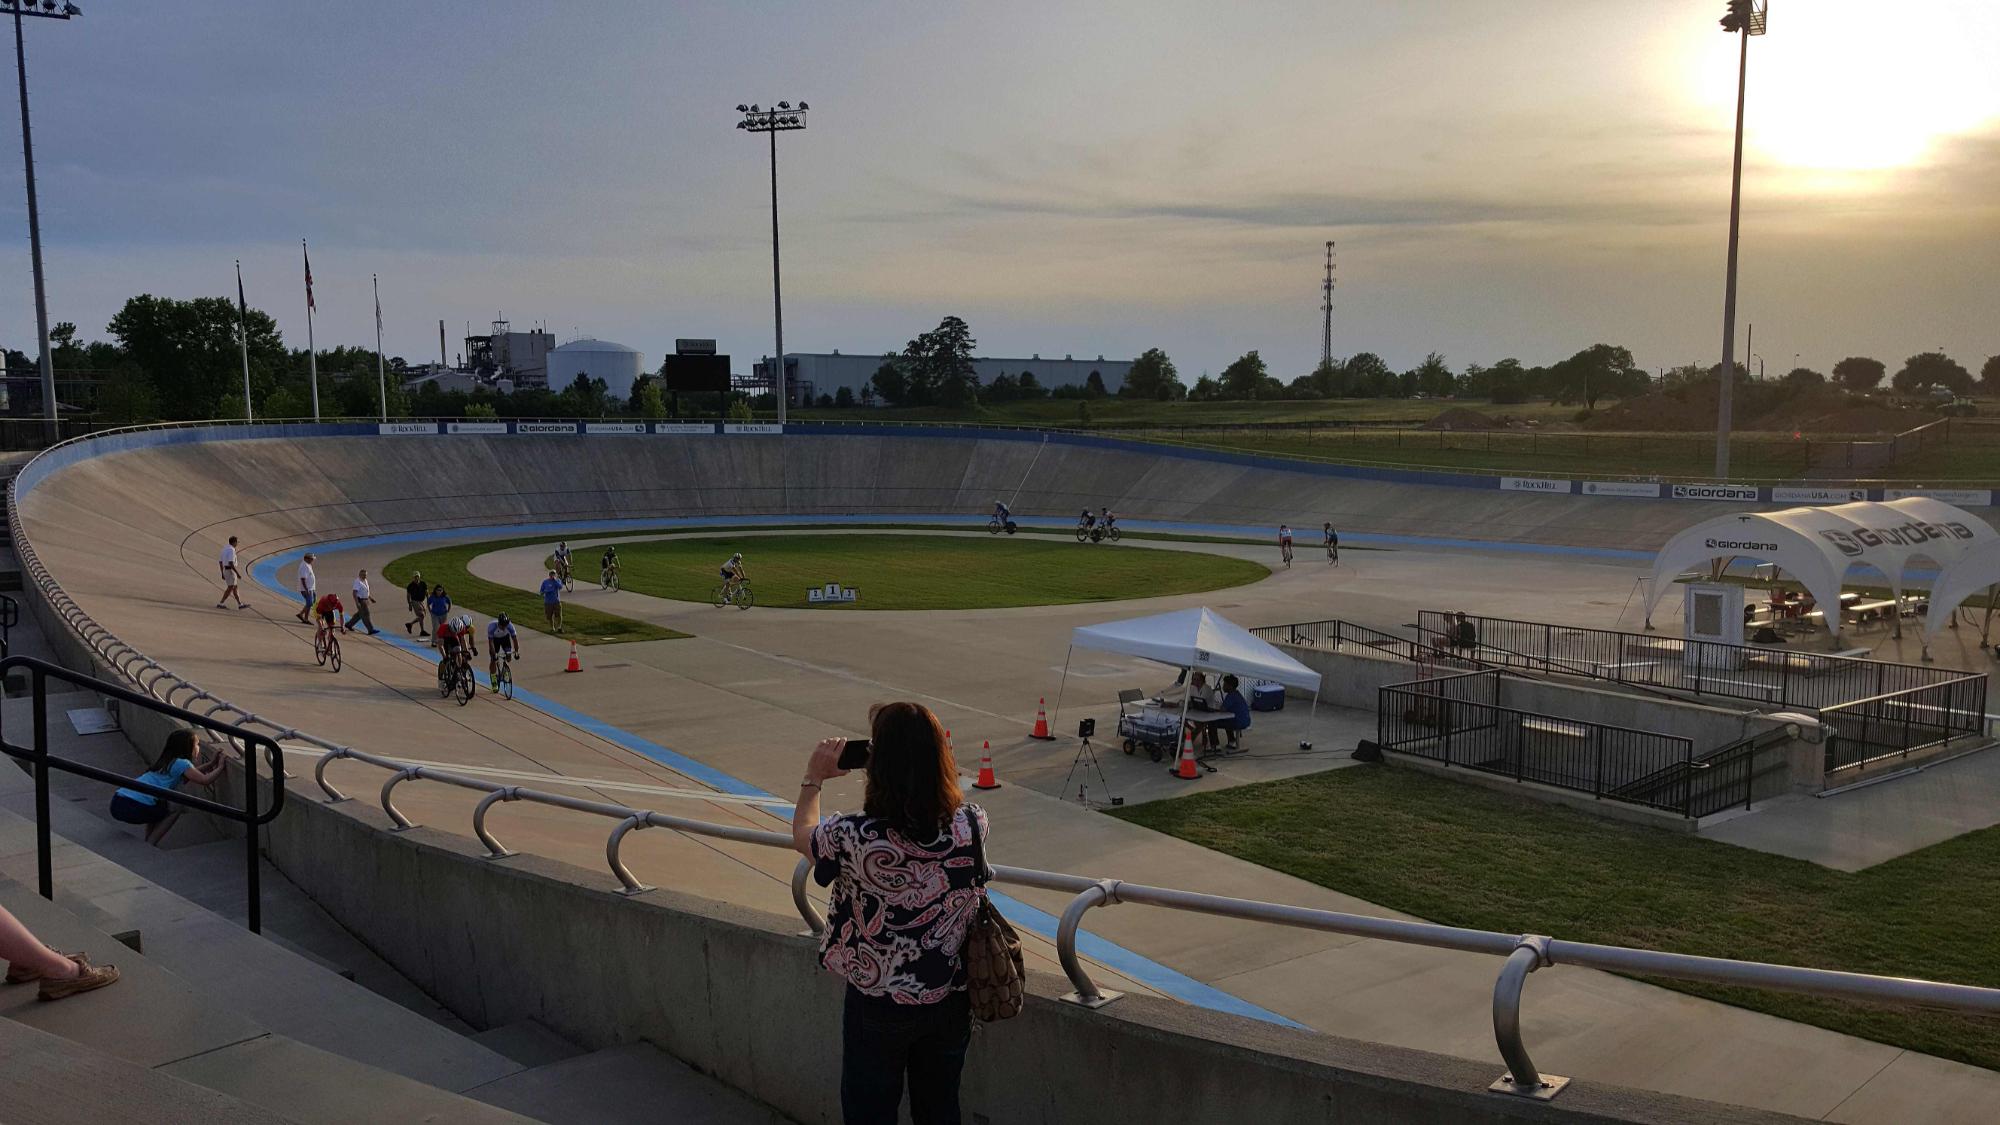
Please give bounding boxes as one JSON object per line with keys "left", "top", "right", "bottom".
{"left": 546, "top": 338, "right": 646, "bottom": 400}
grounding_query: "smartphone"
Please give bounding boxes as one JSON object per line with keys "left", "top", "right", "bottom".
{"left": 837, "top": 738, "right": 871, "bottom": 771}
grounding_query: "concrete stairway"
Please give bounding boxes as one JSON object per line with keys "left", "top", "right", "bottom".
{"left": 0, "top": 742, "right": 790, "bottom": 1122}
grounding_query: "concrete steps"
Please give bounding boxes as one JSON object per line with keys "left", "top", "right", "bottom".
{"left": 465, "top": 1042, "right": 793, "bottom": 1125}
{"left": 0, "top": 1016, "right": 294, "bottom": 1125}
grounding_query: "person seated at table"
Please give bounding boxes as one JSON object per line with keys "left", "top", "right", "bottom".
{"left": 1188, "top": 675, "right": 1253, "bottom": 750}
{"left": 1158, "top": 669, "right": 1212, "bottom": 707}
{"left": 1450, "top": 612, "right": 1478, "bottom": 649}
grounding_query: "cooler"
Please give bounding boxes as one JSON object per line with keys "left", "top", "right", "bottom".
{"left": 1251, "top": 682, "right": 1286, "bottom": 711}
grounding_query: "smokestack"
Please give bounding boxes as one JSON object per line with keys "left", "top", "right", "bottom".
{"left": 439, "top": 320, "right": 448, "bottom": 369}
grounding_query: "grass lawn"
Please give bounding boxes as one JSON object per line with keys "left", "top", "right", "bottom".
{"left": 789, "top": 398, "right": 1577, "bottom": 429}
{"left": 1110, "top": 765, "right": 2000, "bottom": 1071}
{"left": 383, "top": 540, "right": 689, "bottom": 645}
{"left": 610, "top": 533, "right": 1268, "bottom": 610}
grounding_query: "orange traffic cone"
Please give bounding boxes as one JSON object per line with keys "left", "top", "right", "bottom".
{"left": 564, "top": 641, "right": 582, "bottom": 673}
{"left": 1169, "top": 731, "right": 1201, "bottom": 781}
{"left": 973, "top": 741, "right": 1001, "bottom": 790}
{"left": 1029, "top": 698, "right": 1054, "bottom": 741}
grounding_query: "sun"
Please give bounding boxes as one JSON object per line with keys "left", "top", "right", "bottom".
{"left": 1690, "top": 0, "right": 2000, "bottom": 174}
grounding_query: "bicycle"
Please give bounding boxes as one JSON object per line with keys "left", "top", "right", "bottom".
{"left": 491, "top": 648, "right": 515, "bottom": 701}
{"left": 1076, "top": 520, "right": 1094, "bottom": 542}
{"left": 987, "top": 516, "right": 1018, "bottom": 535}
{"left": 711, "top": 578, "right": 755, "bottom": 609}
{"left": 1104, "top": 522, "right": 1121, "bottom": 543}
{"left": 601, "top": 564, "right": 620, "bottom": 592}
{"left": 1280, "top": 542, "right": 1294, "bottom": 568}
{"left": 313, "top": 620, "right": 342, "bottom": 673}
{"left": 437, "top": 647, "right": 475, "bottom": 704}
{"left": 556, "top": 558, "right": 574, "bottom": 593}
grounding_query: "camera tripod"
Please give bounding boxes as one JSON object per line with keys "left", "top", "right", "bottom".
{"left": 1063, "top": 730, "right": 1121, "bottom": 809}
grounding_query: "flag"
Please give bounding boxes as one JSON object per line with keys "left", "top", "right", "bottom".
{"left": 303, "top": 241, "right": 315, "bottom": 312}
{"left": 236, "top": 260, "right": 248, "bottom": 324}
{"left": 373, "top": 275, "right": 382, "bottom": 336}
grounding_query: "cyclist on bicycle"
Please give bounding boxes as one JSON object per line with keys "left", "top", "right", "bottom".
{"left": 993, "top": 500, "right": 1011, "bottom": 521}
{"left": 312, "top": 591, "right": 346, "bottom": 638}
{"left": 1278, "top": 524, "right": 1294, "bottom": 565}
{"left": 553, "top": 540, "right": 572, "bottom": 583}
{"left": 1078, "top": 508, "right": 1096, "bottom": 532}
{"left": 1099, "top": 507, "right": 1116, "bottom": 532}
{"left": 1323, "top": 522, "right": 1340, "bottom": 563}
{"left": 485, "top": 613, "right": 518, "bottom": 688}
{"left": 601, "top": 545, "right": 620, "bottom": 588}
{"left": 719, "top": 552, "right": 747, "bottom": 602}
{"left": 438, "top": 613, "right": 477, "bottom": 674}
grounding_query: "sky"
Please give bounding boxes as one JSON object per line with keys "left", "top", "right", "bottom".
{"left": 3, "top": 0, "right": 1997, "bottom": 382}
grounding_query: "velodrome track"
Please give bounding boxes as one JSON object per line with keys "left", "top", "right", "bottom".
{"left": 14, "top": 423, "right": 2000, "bottom": 1120}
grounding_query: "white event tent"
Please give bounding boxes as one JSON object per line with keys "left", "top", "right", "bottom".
{"left": 1052, "top": 607, "right": 1323, "bottom": 735}
{"left": 1643, "top": 497, "right": 1995, "bottom": 641}
{"left": 1923, "top": 537, "right": 2000, "bottom": 655}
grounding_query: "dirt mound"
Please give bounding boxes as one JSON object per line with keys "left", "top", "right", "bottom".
{"left": 1585, "top": 384, "right": 1929, "bottom": 434}
{"left": 1585, "top": 386, "right": 1721, "bottom": 432}
{"left": 1424, "top": 407, "right": 1502, "bottom": 431}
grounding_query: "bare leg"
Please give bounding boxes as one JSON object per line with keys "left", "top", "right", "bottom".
{"left": 0, "top": 904, "right": 80, "bottom": 980}
{"left": 145, "top": 811, "right": 182, "bottom": 847}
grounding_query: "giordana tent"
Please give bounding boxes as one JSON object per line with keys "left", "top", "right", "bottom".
{"left": 1642, "top": 498, "right": 1996, "bottom": 641}
{"left": 1924, "top": 537, "right": 2000, "bottom": 654}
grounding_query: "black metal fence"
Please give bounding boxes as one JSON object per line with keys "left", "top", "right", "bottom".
{"left": 1250, "top": 617, "right": 1477, "bottom": 669}
{"left": 1415, "top": 610, "right": 1969, "bottom": 713}
{"left": 1820, "top": 675, "right": 1988, "bottom": 774}
{"left": 1378, "top": 674, "right": 1696, "bottom": 813}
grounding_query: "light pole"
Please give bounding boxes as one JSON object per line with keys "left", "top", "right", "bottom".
{"left": 7, "top": 0, "right": 79, "bottom": 444}
{"left": 1713, "top": 0, "right": 1766, "bottom": 478}
{"left": 736, "top": 100, "right": 807, "bottom": 424}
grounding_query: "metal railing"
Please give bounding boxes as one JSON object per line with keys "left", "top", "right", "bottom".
{"left": 1249, "top": 617, "right": 1477, "bottom": 668}
{"left": 0, "top": 656, "right": 285, "bottom": 932}
{"left": 13, "top": 421, "right": 2000, "bottom": 1102}
{"left": 1820, "top": 675, "right": 1988, "bottom": 774}
{"left": 0, "top": 592, "right": 16, "bottom": 659}
{"left": 1380, "top": 676, "right": 1698, "bottom": 814}
{"left": 1415, "top": 610, "right": 1971, "bottom": 713}
{"left": 1605, "top": 727, "right": 1792, "bottom": 819}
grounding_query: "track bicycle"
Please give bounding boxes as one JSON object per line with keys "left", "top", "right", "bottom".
{"left": 711, "top": 577, "right": 755, "bottom": 609}
{"left": 313, "top": 620, "right": 342, "bottom": 672}
{"left": 491, "top": 647, "right": 515, "bottom": 701}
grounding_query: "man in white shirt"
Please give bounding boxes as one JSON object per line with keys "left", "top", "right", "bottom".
{"left": 216, "top": 536, "right": 246, "bottom": 610}
{"left": 294, "top": 554, "right": 318, "bottom": 624}
{"left": 347, "top": 569, "right": 379, "bottom": 636}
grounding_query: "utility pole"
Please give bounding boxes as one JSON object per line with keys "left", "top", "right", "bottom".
{"left": 1319, "top": 241, "right": 1337, "bottom": 370}
{"left": 8, "top": 0, "right": 80, "bottom": 443}
{"left": 1713, "top": 0, "right": 1766, "bottom": 478}
{"left": 736, "top": 101, "right": 809, "bottom": 424}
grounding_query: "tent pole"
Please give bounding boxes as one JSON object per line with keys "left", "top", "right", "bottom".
{"left": 1178, "top": 671, "right": 1193, "bottom": 756}
{"left": 1050, "top": 646, "right": 1073, "bottom": 733}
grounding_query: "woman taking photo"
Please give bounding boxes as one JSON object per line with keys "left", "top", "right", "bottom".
{"left": 793, "top": 701, "right": 987, "bottom": 1125}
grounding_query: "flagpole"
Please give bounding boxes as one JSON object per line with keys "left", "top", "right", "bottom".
{"left": 236, "top": 259, "right": 253, "bottom": 422}
{"left": 304, "top": 240, "right": 319, "bottom": 421}
{"left": 373, "top": 273, "right": 386, "bottom": 422}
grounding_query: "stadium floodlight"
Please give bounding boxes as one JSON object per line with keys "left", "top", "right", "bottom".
{"left": 735, "top": 100, "right": 811, "bottom": 425}
{"left": 6, "top": 0, "right": 80, "bottom": 443}
{"left": 1712, "top": 0, "right": 1767, "bottom": 478}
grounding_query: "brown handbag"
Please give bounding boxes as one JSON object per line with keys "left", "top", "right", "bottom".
{"left": 962, "top": 810, "right": 1025, "bottom": 1022}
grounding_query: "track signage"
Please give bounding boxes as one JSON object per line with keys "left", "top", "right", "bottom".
{"left": 1499, "top": 476, "right": 1571, "bottom": 494}
{"left": 514, "top": 422, "right": 578, "bottom": 435}
{"left": 585, "top": 422, "right": 648, "bottom": 434}
{"left": 1771, "top": 487, "right": 1867, "bottom": 504}
{"left": 445, "top": 421, "right": 506, "bottom": 434}
{"left": 1582, "top": 481, "right": 1660, "bottom": 498}
{"left": 807, "top": 583, "right": 858, "bottom": 604}
{"left": 377, "top": 422, "right": 436, "bottom": 435}
{"left": 1885, "top": 488, "right": 1992, "bottom": 507}
{"left": 652, "top": 423, "right": 716, "bottom": 435}
{"left": 1670, "top": 483, "right": 1760, "bottom": 502}
{"left": 724, "top": 423, "right": 783, "bottom": 435}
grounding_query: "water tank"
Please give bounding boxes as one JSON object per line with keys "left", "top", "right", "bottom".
{"left": 545, "top": 338, "right": 646, "bottom": 401}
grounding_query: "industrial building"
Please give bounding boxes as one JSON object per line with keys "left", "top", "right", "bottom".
{"left": 545, "top": 338, "right": 646, "bottom": 400}
{"left": 753, "top": 350, "right": 1132, "bottom": 404}
{"left": 463, "top": 319, "right": 555, "bottom": 389}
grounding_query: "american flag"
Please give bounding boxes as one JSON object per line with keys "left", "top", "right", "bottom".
{"left": 235, "top": 260, "right": 247, "bottom": 323}
{"left": 303, "top": 241, "right": 315, "bottom": 312}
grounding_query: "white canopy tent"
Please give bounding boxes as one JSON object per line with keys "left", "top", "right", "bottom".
{"left": 1923, "top": 537, "right": 2000, "bottom": 655}
{"left": 1643, "top": 497, "right": 1994, "bottom": 641}
{"left": 1051, "top": 607, "right": 1323, "bottom": 738}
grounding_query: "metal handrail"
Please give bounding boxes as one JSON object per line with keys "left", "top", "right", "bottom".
{"left": 0, "top": 656, "right": 286, "bottom": 933}
{"left": 13, "top": 423, "right": 2000, "bottom": 1102}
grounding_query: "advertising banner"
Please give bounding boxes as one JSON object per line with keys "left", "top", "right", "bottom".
{"left": 723, "top": 423, "right": 783, "bottom": 435}
{"left": 1771, "top": 486, "right": 1869, "bottom": 504}
{"left": 514, "top": 422, "right": 579, "bottom": 435}
{"left": 1499, "top": 476, "right": 1572, "bottom": 494}
{"left": 651, "top": 423, "right": 716, "bottom": 435}
{"left": 377, "top": 422, "right": 436, "bottom": 435}
{"left": 1581, "top": 480, "right": 1661, "bottom": 498}
{"left": 444, "top": 421, "right": 506, "bottom": 434}
{"left": 1670, "top": 483, "right": 1760, "bottom": 502}
{"left": 1885, "top": 488, "right": 1993, "bottom": 507}
{"left": 585, "top": 422, "right": 648, "bottom": 434}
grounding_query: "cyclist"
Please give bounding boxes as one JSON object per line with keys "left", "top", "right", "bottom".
{"left": 311, "top": 590, "right": 346, "bottom": 642}
{"left": 719, "top": 552, "right": 747, "bottom": 603}
{"left": 438, "top": 613, "right": 477, "bottom": 680}
{"left": 600, "top": 545, "right": 620, "bottom": 589}
{"left": 1099, "top": 507, "right": 1117, "bottom": 534}
{"left": 485, "top": 613, "right": 519, "bottom": 689}
{"left": 993, "top": 500, "right": 1010, "bottom": 521}
{"left": 1078, "top": 508, "right": 1096, "bottom": 536}
{"left": 1278, "top": 524, "right": 1294, "bottom": 566}
{"left": 1323, "top": 522, "right": 1340, "bottom": 564}
{"left": 553, "top": 540, "right": 573, "bottom": 586}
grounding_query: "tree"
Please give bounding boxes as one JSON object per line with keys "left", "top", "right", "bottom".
{"left": 1188, "top": 374, "right": 1221, "bottom": 401}
{"left": 108, "top": 294, "right": 287, "bottom": 419}
{"left": 1338, "top": 352, "right": 1395, "bottom": 398}
{"left": 1892, "top": 352, "right": 1973, "bottom": 396}
{"left": 870, "top": 360, "right": 909, "bottom": 406}
{"left": 632, "top": 380, "right": 667, "bottom": 419}
{"left": 1084, "top": 370, "right": 1108, "bottom": 399}
{"left": 464, "top": 401, "right": 500, "bottom": 419}
{"left": 1122, "top": 347, "right": 1185, "bottom": 401}
{"left": 1218, "top": 351, "right": 1269, "bottom": 400}
{"left": 1781, "top": 366, "right": 1825, "bottom": 388}
{"left": 727, "top": 397, "right": 754, "bottom": 422}
{"left": 49, "top": 321, "right": 76, "bottom": 349}
{"left": 1015, "top": 370, "right": 1044, "bottom": 398}
{"left": 834, "top": 385, "right": 855, "bottom": 408}
{"left": 262, "top": 386, "right": 308, "bottom": 418}
{"left": 1549, "top": 344, "right": 1646, "bottom": 409}
{"left": 894, "top": 315, "right": 979, "bottom": 407}
{"left": 1410, "top": 351, "right": 1455, "bottom": 398}
{"left": 558, "top": 372, "right": 611, "bottom": 416}
{"left": 1486, "top": 358, "right": 1529, "bottom": 404}
{"left": 1831, "top": 356, "right": 1886, "bottom": 392}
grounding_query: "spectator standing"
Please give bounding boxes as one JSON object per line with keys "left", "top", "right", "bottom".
{"left": 348, "top": 569, "right": 380, "bottom": 635}
{"left": 792, "top": 702, "right": 984, "bottom": 1125}
{"left": 293, "top": 553, "right": 318, "bottom": 624}
{"left": 216, "top": 535, "right": 247, "bottom": 609}
{"left": 539, "top": 570, "right": 565, "bottom": 632}
{"left": 403, "top": 571, "right": 428, "bottom": 636}
{"left": 425, "top": 585, "right": 453, "bottom": 648}
{"left": 0, "top": 903, "right": 118, "bottom": 1001}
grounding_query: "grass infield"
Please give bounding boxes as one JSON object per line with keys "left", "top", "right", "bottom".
{"left": 607, "top": 532, "right": 1269, "bottom": 610}
{"left": 384, "top": 541, "right": 690, "bottom": 646}
{"left": 1110, "top": 764, "right": 2000, "bottom": 1071}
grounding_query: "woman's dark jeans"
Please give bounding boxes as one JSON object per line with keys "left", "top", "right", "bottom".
{"left": 841, "top": 985, "right": 971, "bottom": 1125}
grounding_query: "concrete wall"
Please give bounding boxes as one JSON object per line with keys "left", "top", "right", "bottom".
{"left": 243, "top": 772, "right": 1804, "bottom": 1125}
